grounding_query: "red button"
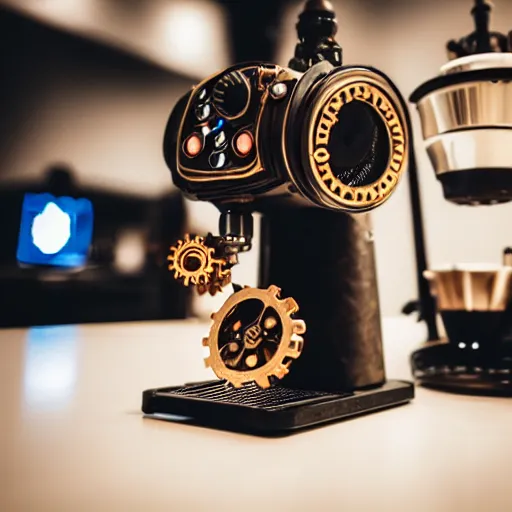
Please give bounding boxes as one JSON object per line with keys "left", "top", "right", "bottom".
{"left": 185, "top": 134, "right": 202, "bottom": 157}
{"left": 235, "top": 131, "right": 253, "bottom": 156}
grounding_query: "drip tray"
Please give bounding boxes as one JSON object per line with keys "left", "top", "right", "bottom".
{"left": 142, "top": 379, "right": 414, "bottom": 435}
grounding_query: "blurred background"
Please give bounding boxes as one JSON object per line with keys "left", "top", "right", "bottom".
{"left": 1, "top": 0, "right": 512, "bottom": 328}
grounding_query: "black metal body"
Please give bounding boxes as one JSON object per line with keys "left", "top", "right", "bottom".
{"left": 261, "top": 207, "right": 385, "bottom": 392}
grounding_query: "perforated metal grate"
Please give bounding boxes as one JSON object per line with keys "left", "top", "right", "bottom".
{"left": 168, "top": 380, "right": 343, "bottom": 410}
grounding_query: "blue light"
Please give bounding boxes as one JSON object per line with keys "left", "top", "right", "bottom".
{"left": 212, "top": 118, "right": 225, "bottom": 132}
{"left": 32, "top": 202, "right": 71, "bottom": 255}
{"left": 17, "top": 193, "right": 94, "bottom": 268}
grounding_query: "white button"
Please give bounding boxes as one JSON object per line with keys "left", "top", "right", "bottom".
{"left": 196, "top": 103, "right": 211, "bottom": 121}
{"left": 210, "top": 152, "right": 226, "bottom": 169}
{"left": 215, "top": 131, "right": 226, "bottom": 147}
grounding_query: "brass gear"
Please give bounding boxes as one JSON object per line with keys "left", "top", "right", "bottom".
{"left": 203, "top": 285, "right": 306, "bottom": 388}
{"left": 197, "top": 266, "right": 232, "bottom": 296}
{"left": 167, "top": 234, "right": 216, "bottom": 287}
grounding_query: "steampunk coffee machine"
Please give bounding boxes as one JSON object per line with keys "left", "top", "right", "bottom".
{"left": 409, "top": 0, "right": 512, "bottom": 395}
{"left": 142, "top": 0, "right": 414, "bottom": 433}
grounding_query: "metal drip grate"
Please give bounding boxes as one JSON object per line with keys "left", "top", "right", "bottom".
{"left": 168, "top": 380, "right": 341, "bottom": 410}
{"left": 142, "top": 379, "right": 414, "bottom": 434}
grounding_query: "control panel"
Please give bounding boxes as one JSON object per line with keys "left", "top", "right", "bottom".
{"left": 175, "top": 64, "right": 284, "bottom": 182}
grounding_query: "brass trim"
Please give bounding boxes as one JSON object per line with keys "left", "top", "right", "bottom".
{"left": 417, "top": 81, "right": 512, "bottom": 140}
{"left": 425, "top": 129, "right": 512, "bottom": 175}
{"left": 307, "top": 72, "right": 408, "bottom": 211}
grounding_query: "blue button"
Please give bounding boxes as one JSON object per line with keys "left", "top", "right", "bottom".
{"left": 16, "top": 193, "right": 94, "bottom": 268}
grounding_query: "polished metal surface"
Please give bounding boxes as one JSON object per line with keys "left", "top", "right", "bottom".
{"left": 424, "top": 265, "right": 512, "bottom": 311}
{"left": 417, "top": 81, "right": 512, "bottom": 140}
{"left": 440, "top": 53, "right": 512, "bottom": 74}
{"left": 412, "top": 52, "right": 512, "bottom": 179}
{"left": 426, "top": 129, "right": 512, "bottom": 175}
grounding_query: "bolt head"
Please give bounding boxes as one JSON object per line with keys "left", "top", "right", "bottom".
{"left": 271, "top": 82, "right": 288, "bottom": 100}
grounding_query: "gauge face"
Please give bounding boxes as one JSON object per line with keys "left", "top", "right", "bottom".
{"left": 306, "top": 74, "right": 408, "bottom": 211}
{"left": 212, "top": 71, "right": 251, "bottom": 120}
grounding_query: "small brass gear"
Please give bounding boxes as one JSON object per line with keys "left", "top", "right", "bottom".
{"left": 197, "top": 265, "right": 232, "bottom": 296}
{"left": 203, "top": 285, "right": 306, "bottom": 388}
{"left": 167, "top": 234, "right": 216, "bottom": 287}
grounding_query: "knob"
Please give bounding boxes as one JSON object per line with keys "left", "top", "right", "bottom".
{"left": 212, "top": 71, "right": 251, "bottom": 120}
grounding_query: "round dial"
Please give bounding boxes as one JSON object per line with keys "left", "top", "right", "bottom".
{"left": 212, "top": 71, "right": 251, "bottom": 120}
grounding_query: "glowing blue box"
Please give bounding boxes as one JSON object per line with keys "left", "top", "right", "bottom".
{"left": 16, "top": 193, "right": 94, "bottom": 268}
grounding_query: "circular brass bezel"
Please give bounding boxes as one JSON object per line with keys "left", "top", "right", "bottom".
{"left": 306, "top": 70, "right": 409, "bottom": 211}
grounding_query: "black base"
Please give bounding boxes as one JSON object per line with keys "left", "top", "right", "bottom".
{"left": 142, "top": 379, "right": 414, "bottom": 435}
{"left": 438, "top": 169, "right": 512, "bottom": 205}
{"left": 411, "top": 341, "right": 512, "bottom": 396}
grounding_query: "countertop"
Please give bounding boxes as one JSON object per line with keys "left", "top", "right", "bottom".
{"left": 1, "top": 317, "right": 511, "bottom": 512}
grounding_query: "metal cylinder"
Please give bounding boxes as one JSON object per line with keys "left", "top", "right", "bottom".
{"left": 259, "top": 206, "right": 385, "bottom": 392}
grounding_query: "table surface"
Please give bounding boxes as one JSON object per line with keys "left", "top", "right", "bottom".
{"left": 1, "top": 316, "right": 511, "bottom": 512}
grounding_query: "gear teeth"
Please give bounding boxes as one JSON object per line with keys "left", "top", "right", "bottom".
{"left": 272, "top": 364, "right": 289, "bottom": 380}
{"left": 255, "top": 375, "right": 271, "bottom": 389}
{"left": 292, "top": 319, "right": 306, "bottom": 335}
{"left": 204, "top": 286, "right": 306, "bottom": 390}
{"left": 267, "top": 285, "right": 281, "bottom": 297}
{"left": 167, "top": 234, "right": 218, "bottom": 289}
{"left": 286, "top": 333, "right": 304, "bottom": 359}
{"left": 282, "top": 297, "right": 299, "bottom": 315}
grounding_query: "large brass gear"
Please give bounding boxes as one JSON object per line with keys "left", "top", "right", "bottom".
{"left": 203, "top": 285, "right": 306, "bottom": 388}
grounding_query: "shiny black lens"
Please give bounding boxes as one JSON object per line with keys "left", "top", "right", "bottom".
{"left": 329, "top": 101, "right": 390, "bottom": 187}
